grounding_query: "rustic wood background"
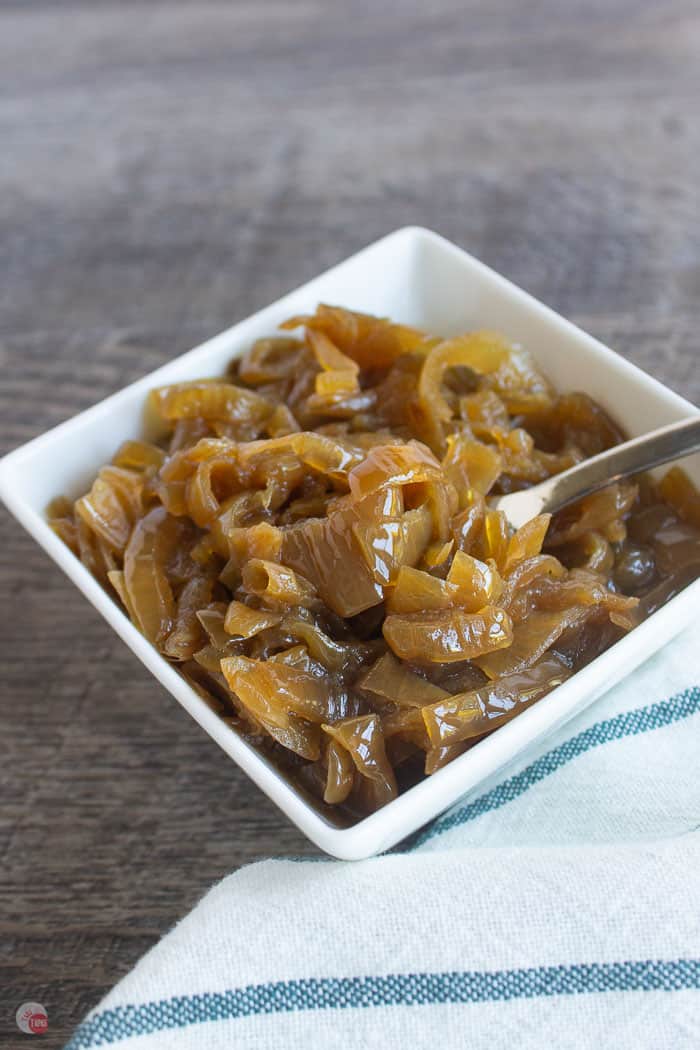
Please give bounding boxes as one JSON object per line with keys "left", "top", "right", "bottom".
{"left": 1, "top": 1, "right": 699, "bottom": 1045}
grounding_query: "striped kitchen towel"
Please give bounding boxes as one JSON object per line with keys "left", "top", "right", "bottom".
{"left": 66, "top": 625, "right": 700, "bottom": 1050}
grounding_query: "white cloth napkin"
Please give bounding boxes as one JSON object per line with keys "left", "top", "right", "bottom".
{"left": 66, "top": 626, "right": 700, "bottom": 1050}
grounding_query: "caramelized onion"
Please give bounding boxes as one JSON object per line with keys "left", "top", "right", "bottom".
{"left": 223, "top": 601, "right": 282, "bottom": 639}
{"left": 359, "top": 651, "right": 450, "bottom": 707}
{"left": 660, "top": 466, "right": 700, "bottom": 528}
{"left": 242, "top": 559, "right": 318, "bottom": 607}
{"left": 50, "top": 303, "right": 700, "bottom": 818}
{"left": 123, "top": 507, "right": 183, "bottom": 646}
{"left": 322, "top": 715, "right": 397, "bottom": 806}
{"left": 221, "top": 654, "right": 329, "bottom": 726}
{"left": 324, "top": 738, "right": 355, "bottom": 804}
{"left": 418, "top": 332, "right": 510, "bottom": 430}
{"left": 475, "top": 607, "right": 591, "bottom": 679}
{"left": 423, "top": 653, "right": 571, "bottom": 746}
{"left": 384, "top": 605, "right": 513, "bottom": 663}
{"left": 163, "top": 571, "right": 215, "bottom": 660}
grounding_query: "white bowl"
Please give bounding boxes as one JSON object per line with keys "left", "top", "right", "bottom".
{"left": 1, "top": 227, "right": 698, "bottom": 860}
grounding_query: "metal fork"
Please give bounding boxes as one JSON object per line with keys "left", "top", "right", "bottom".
{"left": 493, "top": 415, "right": 700, "bottom": 530}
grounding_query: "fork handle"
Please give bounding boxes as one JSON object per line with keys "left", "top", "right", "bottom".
{"left": 494, "top": 415, "right": 700, "bottom": 529}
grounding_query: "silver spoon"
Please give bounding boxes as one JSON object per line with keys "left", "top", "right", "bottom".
{"left": 493, "top": 415, "right": 700, "bottom": 530}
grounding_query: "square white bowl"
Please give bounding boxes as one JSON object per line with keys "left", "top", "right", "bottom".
{"left": 1, "top": 226, "right": 698, "bottom": 860}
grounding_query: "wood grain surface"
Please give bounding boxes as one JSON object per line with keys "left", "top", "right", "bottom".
{"left": 1, "top": 2, "right": 699, "bottom": 1045}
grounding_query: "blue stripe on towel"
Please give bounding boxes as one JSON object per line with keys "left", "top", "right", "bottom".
{"left": 413, "top": 686, "right": 700, "bottom": 847}
{"left": 65, "top": 958, "right": 700, "bottom": 1048}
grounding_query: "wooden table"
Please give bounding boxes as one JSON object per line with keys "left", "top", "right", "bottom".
{"left": 1, "top": 2, "right": 698, "bottom": 1045}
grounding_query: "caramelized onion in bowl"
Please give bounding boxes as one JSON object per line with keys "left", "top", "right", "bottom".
{"left": 48, "top": 306, "right": 700, "bottom": 819}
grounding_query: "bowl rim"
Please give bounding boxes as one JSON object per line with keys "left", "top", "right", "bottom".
{"left": 1, "top": 224, "right": 699, "bottom": 860}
